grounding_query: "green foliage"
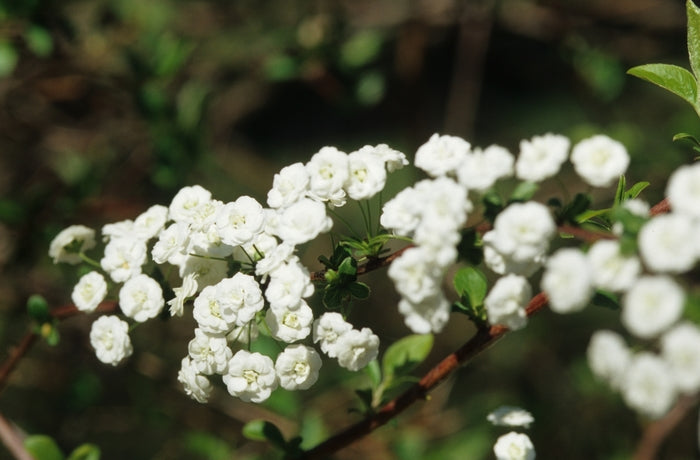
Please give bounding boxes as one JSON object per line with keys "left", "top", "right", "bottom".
{"left": 242, "top": 420, "right": 302, "bottom": 458}
{"left": 25, "top": 435, "right": 65, "bottom": 460}
{"left": 452, "top": 267, "right": 488, "bottom": 326}
{"left": 66, "top": 444, "right": 100, "bottom": 460}
{"left": 184, "top": 431, "right": 233, "bottom": 460}
{"left": 591, "top": 290, "right": 620, "bottom": 311}
{"left": 381, "top": 334, "right": 433, "bottom": 389}
{"left": 27, "top": 294, "right": 50, "bottom": 323}
{"left": 318, "top": 245, "right": 370, "bottom": 309}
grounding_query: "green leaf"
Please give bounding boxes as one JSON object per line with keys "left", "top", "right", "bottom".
{"left": 591, "top": 290, "right": 620, "bottom": 311}
{"left": 453, "top": 267, "right": 488, "bottom": 308}
{"left": 340, "top": 30, "right": 383, "bottom": 69}
{"left": 24, "top": 435, "right": 65, "bottom": 460}
{"left": 560, "top": 193, "right": 592, "bottom": 224}
{"left": 322, "top": 287, "right": 344, "bottom": 310}
{"left": 687, "top": 0, "right": 700, "bottom": 79}
{"left": 45, "top": 324, "right": 60, "bottom": 346}
{"left": 27, "top": 294, "right": 50, "bottom": 323}
{"left": 381, "top": 334, "right": 433, "bottom": 388}
{"left": 348, "top": 281, "right": 370, "bottom": 299}
{"left": 624, "top": 181, "right": 649, "bottom": 200}
{"left": 627, "top": 63, "right": 698, "bottom": 108}
{"left": 242, "top": 420, "right": 287, "bottom": 450}
{"left": 67, "top": 443, "right": 101, "bottom": 460}
{"left": 365, "top": 359, "right": 382, "bottom": 388}
{"left": 673, "top": 132, "right": 700, "bottom": 149}
{"left": 575, "top": 208, "right": 610, "bottom": 224}
{"left": 0, "top": 41, "right": 18, "bottom": 77}
{"left": 456, "top": 229, "right": 482, "bottom": 265}
{"left": 510, "top": 181, "right": 539, "bottom": 202}
{"left": 337, "top": 257, "right": 357, "bottom": 278}
{"left": 614, "top": 175, "right": 626, "bottom": 206}
{"left": 25, "top": 26, "right": 53, "bottom": 57}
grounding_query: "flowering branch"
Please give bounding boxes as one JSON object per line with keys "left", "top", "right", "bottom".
{"left": 300, "top": 292, "right": 549, "bottom": 459}
{"left": 633, "top": 394, "right": 699, "bottom": 460}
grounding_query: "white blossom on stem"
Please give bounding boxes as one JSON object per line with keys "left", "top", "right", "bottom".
{"left": 216, "top": 196, "right": 266, "bottom": 247}
{"left": 457, "top": 144, "right": 514, "bottom": 192}
{"left": 187, "top": 328, "right": 233, "bottom": 375}
{"left": 223, "top": 350, "right": 278, "bottom": 403}
{"left": 515, "top": 133, "right": 569, "bottom": 182}
{"left": 49, "top": 225, "right": 96, "bottom": 264}
{"left": 622, "top": 275, "right": 685, "bottom": 339}
{"left": 570, "top": 134, "right": 630, "bottom": 187}
{"left": 306, "top": 146, "right": 349, "bottom": 206}
{"left": 344, "top": 148, "right": 387, "bottom": 200}
{"left": 133, "top": 204, "right": 168, "bottom": 240}
{"left": 485, "top": 274, "right": 531, "bottom": 331}
{"left": 621, "top": 352, "right": 677, "bottom": 419}
{"left": 414, "top": 133, "right": 470, "bottom": 177}
{"left": 275, "top": 344, "right": 322, "bottom": 390}
{"left": 265, "top": 301, "right": 314, "bottom": 343}
{"left": 178, "top": 356, "right": 213, "bottom": 403}
{"left": 335, "top": 327, "right": 380, "bottom": 371}
{"left": 169, "top": 185, "right": 212, "bottom": 225}
{"left": 541, "top": 248, "right": 594, "bottom": 313}
{"left": 587, "top": 329, "right": 631, "bottom": 390}
{"left": 666, "top": 162, "right": 700, "bottom": 218}
{"left": 100, "top": 237, "right": 147, "bottom": 283}
{"left": 661, "top": 322, "right": 700, "bottom": 394}
{"left": 487, "top": 406, "right": 534, "bottom": 428}
{"left": 313, "top": 312, "right": 353, "bottom": 358}
{"left": 118, "top": 274, "right": 165, "bottom": 322}
{"left": 272, "top": 198, "right": 333, "bottom": 245}
{"left": 72, "top": 271, "right": 108, "bottom": 313}
{"left": 398, "top": 293, "right": 450, "bottom": 334}
{"left": 493, "top": 432, "right": 536, "bottom": 460}
{"left": 638, "top": 213, "right": 698, "bottom": 274}
{"left": 267, "top": 162, "right": 310, "bottom": 209}
{"left": 89, "top": 315, "right": 133, "bottom": 366}
{"left": 586, "top": 240, "right": 641, "bottom": 292}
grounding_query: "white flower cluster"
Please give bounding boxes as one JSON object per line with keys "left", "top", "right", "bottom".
{"left": 580, "top": 162, "right": 700, "bottom": 419}
{"left": 49, "top": 143, "right": 407, "bottom": 403}
{"left": 488, "top": 406, "right": 535, "bottom": 460}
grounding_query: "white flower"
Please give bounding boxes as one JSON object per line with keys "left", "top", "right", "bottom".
{"left": 313, "top": 312, "right": 353, "bottom": 358}
{"left": 661, "top": 322, "right": 700, "bottom": 394}
{"left": 178, "top": 356, "right": 213, "bottom": 403}
{"left": 515, "top": 133, "right": 569, "bottom": 182}
{"left": 364, "top": 143, "right": 408, "bottom": 172}
{"left": 275, "top": 344, "right": 322, "bottom": 390}
{"left": 223, "top": 350, "right": 278, "bottom": 403}
{"left": 249, "top": 237, "right": 295, "bottom": 278}
{"left": 541, "top": 248, "right": 594, "bottom": 313}
{"left": 587, "top": 330, "right": 631, "bottom": 390}
{"left": 415, "top": 177, "right": 471, "bottom": 233}
{"left": 169, "top": 185, "right": 212, "bottom": 225}
{"left": 414, "top": 133, "right": 470, "bottom": 177}
{"left": 335, "top": 327, "right": 380, "bottom": 371}
{"left": 487, "top": 406, "right": 534, "bottom": 428}
{"left": 586, "top": 240, "right": 641, "bottom": 292}
{"left": 118, "top": 274, "right": 164, "bottom": 322}
{"left": 666, "top": 162, "right": 700, "bottom": 218}
{"left": 193, "top": 284, "right": 234, "bottom": 335}
{"left": 100, "top": 237, "right": 147, "bottom": 282}
{"left": 188, "top": 328, "right": 233, "bottom": 375}
{"left": 388, "top": 247, "right": 443, "bottom": 303}
{"left": 493, "top": 432, "right": 536, "bottom": 460}
{"left": 101, "top": 220, "right": 134, "bottom": 241}
{"left": 457, "top": 144, "right": 514, "bottom": 192}
{"left": 621, "top": 352, "right": 677, "bottom": 419}
{"left": 380, "top": 186, "right": 421, "bottom": 236}
{"left": 272, "top": 198, "right": 333, "bottom": 245}
{"left": 267, "top": 162, "right": 310, "bottom": 209}
{"left": 216, "top": 273, "right": 265, "bottom": 326}
{"left": 344, "top": 148, "right": 387, "bottom": 200}
{"left": 571, "top": 135, "right": 630, "bottom": 187}
{"left": 49, "top": 225, "right": 96, "bottom": 264}
{"left": 398, "top": 293, "right": 451, "bottom": 334}
{"left": 482, "top": 202, "right": 555, "bottom": 276}
{"left": 306, "top": 146, "right": 349, "bottom": 206}
{"left": 265, "top": 260, "right": 314, "bottom": 310}
{"left": 215, "top": 196, "right": 266, "bottom": 247}
{"left": 622, "top": 275, "right": 685, "bottom": 339}
{"left": 89, "top": 315, "right": 133, "bottom": 366}
{"left": 265, "top": 301, "right": 314, "bottom": 343}
{"left": 178, "top": 255, "right": 228, "bottom": 290}
{"left": 133, "top": 204, "right": 168, "bottom": 240}
{"left": 485, "top": 275, "right": 531, "bottom": 331}
{"left": 187, "top": 226, "right": 234, "bottom": 259}
{"left": 71, "top": 271, "right": 108, "bottom": 312}
{"left": 638, "top": 213, "right": 697, "bottom": 274}
{"left": 167, "top": 272, "right": 198, "bottom": 317}
{"left": 151, "top": 222, "right": 190, "bottom": 265}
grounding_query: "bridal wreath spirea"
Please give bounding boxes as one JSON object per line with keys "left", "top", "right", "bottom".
{"left": 48, "top": 128, "right": 700, "bottom": 421}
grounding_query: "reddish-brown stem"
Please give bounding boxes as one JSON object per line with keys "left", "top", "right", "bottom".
{"left": 0, "top": 301, "right": 118, "bottom": 394}
{"left": 301, "top": 292, "right": 549, "bottom": 459}
{"left": 0, "top": 412, "right": 32, "bottom": 460}
{"left": 633, "top": 395, "right": 699, "bottom": 460}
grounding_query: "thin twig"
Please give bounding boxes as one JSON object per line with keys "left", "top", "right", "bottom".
{"left": 300, "top": 293, "right": 549, "bottom": 459}
{"left": 0, "top": 412, "right": 32, "bottom": 460}
{"left": 633, "top": 395, "right": 699, "bottom": 460}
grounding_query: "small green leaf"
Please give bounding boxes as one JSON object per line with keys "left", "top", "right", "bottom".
{"left": 575, "top": 208, "right": 610, "bottom": 224}
{"left": 453, "top": 267, "right": 488, "bottom": 308}
{"left": 337, "top": 257, "right": 357, "bottom": 278}
{"left": 624, "top": 181, "right": 650, "bottom": 200}
{"left": 510, "top": 181, "right": 539, "bottom": 202}
{"left": 45, "top": 324, "right": 60, "bottom": 346}
{"left": 25, "top": 26, "right": 53, "bottom": 57}
{"left": 67, "top": 443, "right": 101, "bottom": 460}
{"left": 687, "top": 0, "right": 700, "bottom": 79}
{"left": 354, "top": 388, "right": 374, "bottom": 413}
{"left": 24, "top": 435, "right": 65, "bottom": 460}
{"left": 322, "top": 287, "right": 344, "bottom": 310}
{"left": 348, "top": 281, "right": 370, "bottom": 299}
{"left": 627, "top": 63, "right": 698, "bottom": 108}
{"left": 614, "top": 175, "right": 626, "bottom": 206}
{"left": 673, "top": 132, "right": 700, "bottom": 148}
{"left": 27, "top": 294, "right": 50, "bottom": 323}
{"left": 365, "top": 359, "right": 381, "bottom": 388}
{"left": 0, "top": 41, "right": 18, "bottom": 77}
{"left": 242, "top": 420, "right": 286, "bottom": 450}
{"left": 381, "top": 334, "right": 433, "bottom": 388}
{"left": 591, "top": 290, "right": 620, "bottom": 311}
{"left": 560, "top": 193, "right": 592, "bottom": 224}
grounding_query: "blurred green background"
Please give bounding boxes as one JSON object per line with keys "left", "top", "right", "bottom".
{"left": 0, "top": 0, "right": 698, "bottom": 458}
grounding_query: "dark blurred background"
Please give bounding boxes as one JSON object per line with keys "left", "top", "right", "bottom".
{"left": 0, "top": 0, "right": 698, "bottom": 458}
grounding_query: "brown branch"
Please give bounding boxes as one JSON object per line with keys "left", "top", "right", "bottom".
{"left": 0, "top": 412, "right": 32, "bottom": 460}
{"left": 300, "top": 292, "right": 549, "bottom": 459}
{"left": 633, "top": 394, "right": 699, "bottom": 460}
{"left": 0, "top": 301, "right": 118, "bottom": 394}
